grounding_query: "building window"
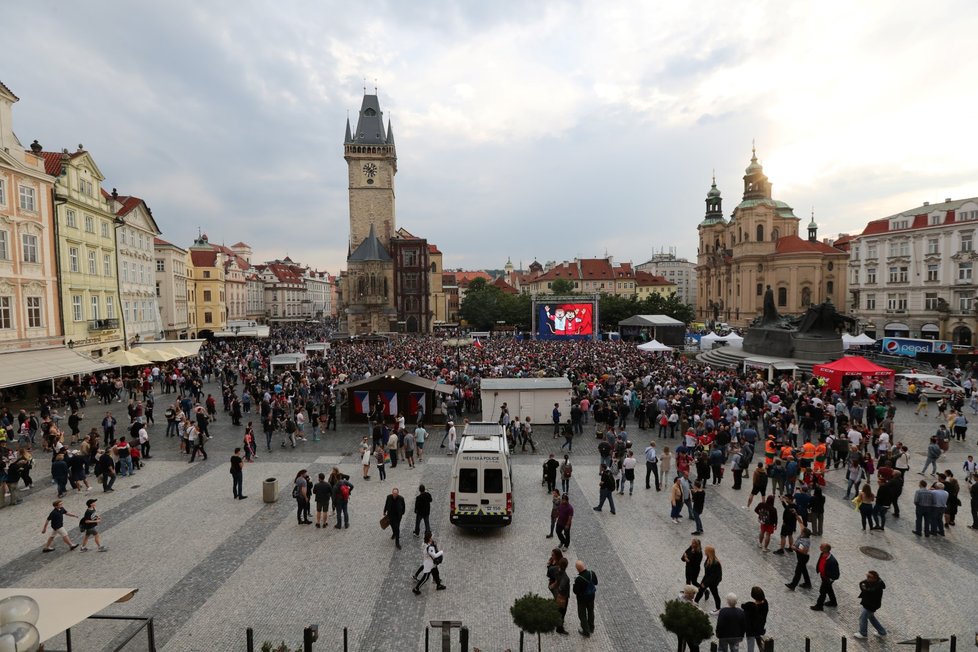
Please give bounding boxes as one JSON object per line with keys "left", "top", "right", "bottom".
{"left": 90, "top": 296, "right": 100, "bottom": 320}
{"left": 756, "top": 224, "right": 765, "bottom": 242}
{"left": 888, "top": 241, "right": 910, "bottom": 257}
{"left": 203, "top": 270, "right": 211, "bottom": 279}
{"left": 927, "top": 238, "right": 939, "bottom": 255}
{"left": 0, "top": 230, "right": 7, "bottom": 260}
{"left": 777, "top": 287, "right": 787, "bottom": 307}
{"left": 404, "top": 249, "right": 418, "bottom": 266}
{"left": 0, "top": 296, "right": 11, "bottom": 329}
{"left": 71, "top": 295, "right": 83, "bottom": 321}
{"left": 156, "top": 259, "right": 165, "bottom": 272}
{"left": 18, "top": 185, "right": 36, "bottom": 212}
{"left": 865, "top": 294, "right": 876, "bottom": 311}
{"left": 851, "top": 245, "right": 860, "bottom": 260}
{"left": 26, "top": 296, "right": 42, "bottom": 328}
{"left": 756, "top": 283, "right": 763, "bottom": 296}
{"left": 927, "top": 264, "right": 939, "bottom": 282}
{"left": 88, "top": 251, "right": 97, "bottom": 275}
{"left": 851, "top": 269, "right": 859, "bottom": 285}
{"left": 929, "top": 214, "right": 942, "bottom": 226}
{"left": 866, "top": 268, "right": 877, "bottom": 284}
{"left": 78, "top": 178, "right": 94, "bottom": 197}
{"left": 104, "top": 254, "right": 112, "bottom": 277}
{"left": 826, "top": 280, "right": 834, "bottom": 294}
{"left": 0, "top": 179, "right": 5, "bottom": 206}
{"left": 959, "top": 262, "right": 973, "bottom": 282}
{"left": 66, "top": 209, "right": 77, "bottom": 228}
{"left": 124, "top": 301, "right": 130, "bottom": 321}
{"left": 888, "top": 266, "right": 908, "bottom": 283}
{"left": 156, "top": 282, "right": 161, "bottom": 297}
{"left": 101, "top": 221, "right": 110, "bottom": 238}
{"left": 106, "top": 296, "right": 115, "bottom": 318}
{"left": 85, "top": 214, "right": 95, "bottom": 233}
{"left": 21, "top": 234, "right": 38, "bottom": 263}
{"left": 204, "top": 311, "right": 213, "bottom": 324}
{"left": 69, "top": 247, "right": 79, "bottom": 273}
{"left": 866, "top": 244, "right": 877, "bottom": 258}
{"left": 886, "top": 293, "right": 908, "bottom": 311}
{"left": 961, "top": 233, "right": 973, "bottom": 253}
{"left": 203, "top": 290, "right": 212, "bottom": 302}
{"left": 121, "top": 261, "right": 128, "bottom": 281}
{"left": 959, "top": 293, "right": 973, "bottom": 313}
{"left": 891, "top": 219, "right": 909, "bottom": 230}
{"left": 925, "top": 292, "right": 939, "bottom": 310}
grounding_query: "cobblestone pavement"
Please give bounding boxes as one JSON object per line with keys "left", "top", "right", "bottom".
{"left": 1, "top": 386, "right": 976, "bottom": 651}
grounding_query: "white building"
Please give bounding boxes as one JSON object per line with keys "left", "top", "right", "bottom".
{"left": 636, "top": 250, "right": 697, "bottom": 306}
{"left": 304, "top": 268, "right": 331, "bottom": 320}
{"left": 154, "top": 237, "right": 190, "bottom": 339}
{"left": 258, "top": 258, "right": 306, "bottom": 322}
{"left": 845, "top": 196, "right": 978, "bottom": 345}
{"left": 108, "top": 191, "right": 163, "bottom": 344}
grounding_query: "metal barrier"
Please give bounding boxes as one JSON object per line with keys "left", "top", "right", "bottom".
{"left": 805, "top": 635, "right": 957, "bottom": 651}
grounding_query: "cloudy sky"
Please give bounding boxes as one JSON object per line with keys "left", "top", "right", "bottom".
{"left": 4, "top": 1, "right": 977, "bottom": 274}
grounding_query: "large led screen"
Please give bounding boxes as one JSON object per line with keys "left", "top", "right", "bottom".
{"left": 537, "top": 303, "right": 595, "bottom": 339}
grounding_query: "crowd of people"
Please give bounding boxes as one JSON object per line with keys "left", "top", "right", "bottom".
{"left": 4, "top": 323, "right": 978, "bottom": 646}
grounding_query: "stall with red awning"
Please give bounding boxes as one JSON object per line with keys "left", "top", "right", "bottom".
{"left": 812, "top": 356, "right": 895, "bottom": 391}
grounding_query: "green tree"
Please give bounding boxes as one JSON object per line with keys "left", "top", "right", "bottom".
{"left": 467, "top": 277, "right": 489, "bottom": 292}
{"left": 460, "top": 284, "right": 504, "bottom": 330}
{"left": 510, "top": 592, "right": 562, "bottom": 652}
{"left": 549, "top": 278, "right": 577, "bottom": 295}
{"left": 660, "top": 599, "right": 713, "bottom": 652}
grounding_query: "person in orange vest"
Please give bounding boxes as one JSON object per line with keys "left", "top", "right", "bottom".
{"left": 764, "top": 437, "right": 777, "bottom": 467}
{"left": 801, "top": 440, "right": 817, "bottom": 470}
{"left": 812, "top": 441, "right": 828, "bottom": 486}
{"left": 780, "top": 444, "right": 794, "bottom": 460}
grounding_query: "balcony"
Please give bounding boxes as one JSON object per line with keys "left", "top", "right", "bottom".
{"left": 88, "top": 318, "right": 120, "bottom": 332}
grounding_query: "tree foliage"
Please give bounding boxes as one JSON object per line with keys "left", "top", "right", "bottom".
{"left": 460, "top": 285, "right": 531, "bottom": 331}
{"left": 598, "top": 292, "right": 694, "bottom": 331}
{"left": 510, "top": 592, "right": 562, "bottom": 635}
{"left": 549, "top": 279, "right": 577, "bottom": 295}
{"left": 659, "top": 600, "right": 713, "bottom": 647}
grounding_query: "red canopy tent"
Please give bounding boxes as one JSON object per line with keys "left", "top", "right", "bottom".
{"left": 812, "top": 356, "right": 895, "bottom": 392}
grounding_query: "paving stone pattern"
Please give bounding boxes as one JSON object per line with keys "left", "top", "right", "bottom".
{"left": 2, "top": 384, "right": 977, "bottom": 650}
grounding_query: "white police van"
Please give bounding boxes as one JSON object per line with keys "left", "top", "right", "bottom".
{"left": 450, "top": 422, "right": 513, "bottom": 528}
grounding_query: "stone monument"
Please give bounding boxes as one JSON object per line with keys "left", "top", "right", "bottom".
{"left": 743, "top": 289, "right": 855, "bottom": 361}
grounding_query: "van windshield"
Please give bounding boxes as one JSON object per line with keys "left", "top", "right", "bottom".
{"left": 459, "top": 468, "right": 478, "bottom": 494}
{"left": 484, "top": 469, "right": 503, "bottom": 494}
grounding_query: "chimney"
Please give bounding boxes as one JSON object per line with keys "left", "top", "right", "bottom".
{"left": 945, "top": 197, "right": 952, "bottom": 203}
{"left": 923, "top": 201, "right": 930, "bottom": 206}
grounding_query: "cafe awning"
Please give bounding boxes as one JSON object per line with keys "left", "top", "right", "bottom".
{"left": 0, "top": 587, "right": 137, "bottom": 644}
{"left": 0, "top": 347, "right": 114, "bottom": 390}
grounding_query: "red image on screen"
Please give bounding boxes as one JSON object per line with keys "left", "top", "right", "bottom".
{"left": 542, "top": 303, "right": 594, "bottom": 336}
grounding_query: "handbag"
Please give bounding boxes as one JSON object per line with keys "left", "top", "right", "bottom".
{"left": 379, "top": 514, "right": 390, "bottom": 529}
{"left": 555, "top": 594, "right": 568, "bottom": 609}
{"left": 851, "top": 495, "right": 862, "bottom": 510}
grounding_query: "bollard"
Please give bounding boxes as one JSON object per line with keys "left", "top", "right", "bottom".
{"left": 246, "top": 627, "right": 254, "bottom": 652}
{"left": 762, "top": 637, "right": 774, "bottom": 652}
{"left": 950, "top": 634, "right": 956, "bottom": 652}
{"left": 916, "top": 636, "right": 923, "bottom": 652}
{"left": 424, "top": 627, "right": 429, "bottom": 652}
{"left": 343, "top": 626, "right": 348, "bottom": 652}
{"left": 841, "top": 635, "right": 847, "bottom": 652}
{"left": 805, "top": 637, "right": 811, "bottom": 652}
{"left": 519, "top": 630, "right": 525, "bottom": 652}
{"left": 460, "top": 627, "right": 468, "bottom": 652}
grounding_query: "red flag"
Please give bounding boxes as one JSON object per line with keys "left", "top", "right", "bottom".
{"left": 473, "top": 339, "right": 483, "bottom": 350}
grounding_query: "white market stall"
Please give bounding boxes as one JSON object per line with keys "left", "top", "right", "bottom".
{"left": 637, "top": 339, "right": 673, "bottom": 354}
{"left": 719, "top": 332, "right": 744, "bottom": 345}
{"left": 743, "top": 356, "right": 799, "bottom": 382}
{"left": 480, "top": 377, "right": 572, "bottom": 425}
{"left": 698, "top": 332, "right": 721, "bottom": 350}
{"left": 842, "top": 333, "right": 876, "bottom": 349}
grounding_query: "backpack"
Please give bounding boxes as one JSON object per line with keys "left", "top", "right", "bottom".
{"left": 292, "top": 483, "right": 300, "bottom": 499}
{"left": 339, "top": 483, "right": 351, "bottom": 501}
{"left": 431, "top": 544, "right": 443, "bottom": 565}
{"left": 581, "top": 571, "right": 597, "bottom": 597}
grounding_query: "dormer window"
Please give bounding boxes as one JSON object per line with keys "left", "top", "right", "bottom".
{"left": 364, "top": 108, "right": 376, "bottom": 116}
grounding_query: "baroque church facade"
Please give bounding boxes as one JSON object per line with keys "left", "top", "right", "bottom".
{"left": 695, "top": 149, "right": 848, "bottom": 327}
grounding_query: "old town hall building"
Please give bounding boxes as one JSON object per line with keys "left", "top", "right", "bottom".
{"left": 696, "top": 148, "right": 848, "bottom": 327}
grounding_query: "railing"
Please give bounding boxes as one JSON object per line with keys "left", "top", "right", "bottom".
{"left": 88, "top": 318, "right": 120, "bottom": 331}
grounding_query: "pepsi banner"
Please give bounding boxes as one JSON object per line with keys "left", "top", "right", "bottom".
{"left": 882, "top": 337, "right": 953, "bottom": 357}
{"left": 537, "top": 303, "right": 595, "bottom": 340}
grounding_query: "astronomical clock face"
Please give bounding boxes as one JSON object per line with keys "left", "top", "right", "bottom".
{"left": 362, "top": 163, "right": 378, "bottom": 184}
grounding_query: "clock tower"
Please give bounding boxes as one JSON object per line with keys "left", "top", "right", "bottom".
{"left": 345, "top": 93, "right": 397, "bottom": 253}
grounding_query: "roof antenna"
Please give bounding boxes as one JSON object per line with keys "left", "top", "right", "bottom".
{"left": 363, "top": 77, "right": 367, "bottom": 94}
{"left": 374, "top": 78, "right": 378, "bottom": 94}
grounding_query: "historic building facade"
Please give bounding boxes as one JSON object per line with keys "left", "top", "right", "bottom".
{"left": 41, "top": 147, "right": 124, "bottom": 356}
{"left": 108, "top": 191, "right": 162, "bottom": 344}
{"left": 340, "top": 94, "right": 398, "bottom": 334}
{"left": 188, "top": 234, "right": 227, "bottom": 336}
{"left": 154, "top": 237, "right": 190, "bottom": 339}
{"left": 0, "top": 82, "right": 62, "bottom": 352}
{"left": 695, "top": 150, "right": 848, "bottom": 327}
{"left": 636, "top": 251, "right": 697, "bottom": 306}
{"left": 844, "top": 196, "right": 978, "bottom": 345}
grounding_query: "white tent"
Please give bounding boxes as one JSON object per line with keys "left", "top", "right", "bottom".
{"left": 842, "top": 333, "right": 876, "bottom": 349}
{"left": 719, "top": 332, "right": 744, "bottom": 344}
{"left": 637, "top": 339, "right": 673, "bottom": 353}
{"left": 699, "top": 332, "right": 721, "bottom": 350}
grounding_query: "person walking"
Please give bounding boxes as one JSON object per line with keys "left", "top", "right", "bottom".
{"left": 413, "top": 531, "right": 446, "bottom": 594}
{"left": 333, "top": 474, "right": 353, "bottom": 529}
{"left": 96, "top": 448, "right": 116, "bottom": 493}
{"left": 79, "top": 498, "right": 107, "bottom": 552}
{"left": 592, "top": 464, "right": 617, "bottom": 514}
{"left": 808, "top": 486, "right": 825, "bottom": 536}
{"left": 361, "top": 446, "right": 372, "bottom": 480}
{"left": 810, "top": 542, "right": 840, "bottom": 611}
{"left": 620, "top": 450, "right": 637, "bottom": 495}
{"left": 560, "top": 455, "right": 573, "bottom": 495}
{"left": 552, "top": 403, "right": 562, "bottom": 438}
{"left": 746, "top": 463, "right": 768, "bottom": 508}
{"left": 644, "top": 440, "right": 661, "bottom": 491}
{"left": 742, "top": 587, "right": 769, "bottom": 652}
{"left": 572, "top": 560, "right": 598, "bottom": 637}
{"left": 543, "top": 454, "right": 560, "bottom": 493}
{"left": 555, "top": 493, "right": 574, "bottom": 551}
{"left": 188, "top": 422, "right": 207, "bottom": 462}
{"left": 230, "top": 448, "right": 246, "bottom": 500}
{"left": 755, "top": 495, "right": 777, "bottom": 552}
{"left": 293, "top": 469, "right": 311, "bottom": 525}
{"left": 375, "top": 446, "right": 387, "bottom": 482}
{"left": 549, "top": 557, "right": 571, "bottom": 635}
{"left": 690, "top": 479, "right": 706, "bottom": 535}
{"left": 403, "top": 429, "right": 416, "bottom": 468}
{"left": 853, "top": 570, "right": 887, "bottom": 639}
{"left": 313, "top": 473, "right": 332, "bottom": 528}
{"left": 670, "top": 475, "right": 684, "bottom": 523}
{"left": 694, "top": 545, "right": 723, "bottom": 613}
{"left": 857, "top": 484, "right": 876, "bottom": 531}
{"left": 414, "top": 424, "right": 426, "bottom": 462}
{"left": 682, "top": 537, "right": 703, "bottom": 586}
{"left": 413, "top": 484, "right": 432, "bottom": 536}
{"left": 546, "top": 489, "right": 561, "bottom": 539}
{"left": 384, "top": 487, "right": 406, "bottom": 549}
{"left": 784, "top": 527, "right": 813, "bottom": 590}
{"left": 715, "top": 593, "right": 746, "bottom": 652}
{"left": 41, "top": 499, "right": 79, "bottom": 553}
{"left": 921, "top": 437, "right": 942, "bottom": 476}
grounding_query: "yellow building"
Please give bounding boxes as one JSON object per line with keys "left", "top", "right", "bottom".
{"left": 696, "top": 149, "right": 847, "bottom": 327}
{"left": 0, "top": 82, "right": 62, "bottom": 352}
{"left": 635, "top": 271, "right": 677, "bottom": 299}
{"left": 188, "top": 234, "right": 227, "bottom": 336}
{"left": 41, "top": 147, "right": 123, "bottom": 357}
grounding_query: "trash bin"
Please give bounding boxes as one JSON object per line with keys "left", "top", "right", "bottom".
{"left": 263, "top": 478, "right": 278, "bottom": 504}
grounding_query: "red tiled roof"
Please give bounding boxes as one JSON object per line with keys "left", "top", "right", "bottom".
{"left": 453, "top": 270, "right": 492, "bottom": 283}
{"left": 114, "top": 195, "right": 144, "bottom": 216}
{"left": 266, "top": 262, "right": 303, "bottom": 283}
{"left": 231, "top": 241, "right": 249, "bottom": 248}
{"left": 491, "top": 277, "right": 519, "bottom": 294}
{"left": 428, "top": 244, "right": 441, "bottom": 254}
{"left": 190, "top": 250, "right": 218, "bottom": 267}
{"left": 832, "top": 234, "right": 854, "bottom": 247}
{"left": 38, "top": 151, "right": 80, "bottom": 176}
{"left": 774, "top": 235, "right": 845, "bottom": 255}
{"left": 634, "top": 271, "right": 673, "bottom": 286}
{"left": 442, "top": 273, "right": 457, "bottom": 285}
{"left": 154, "top": 237, "right": 172, "bottom": 246}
